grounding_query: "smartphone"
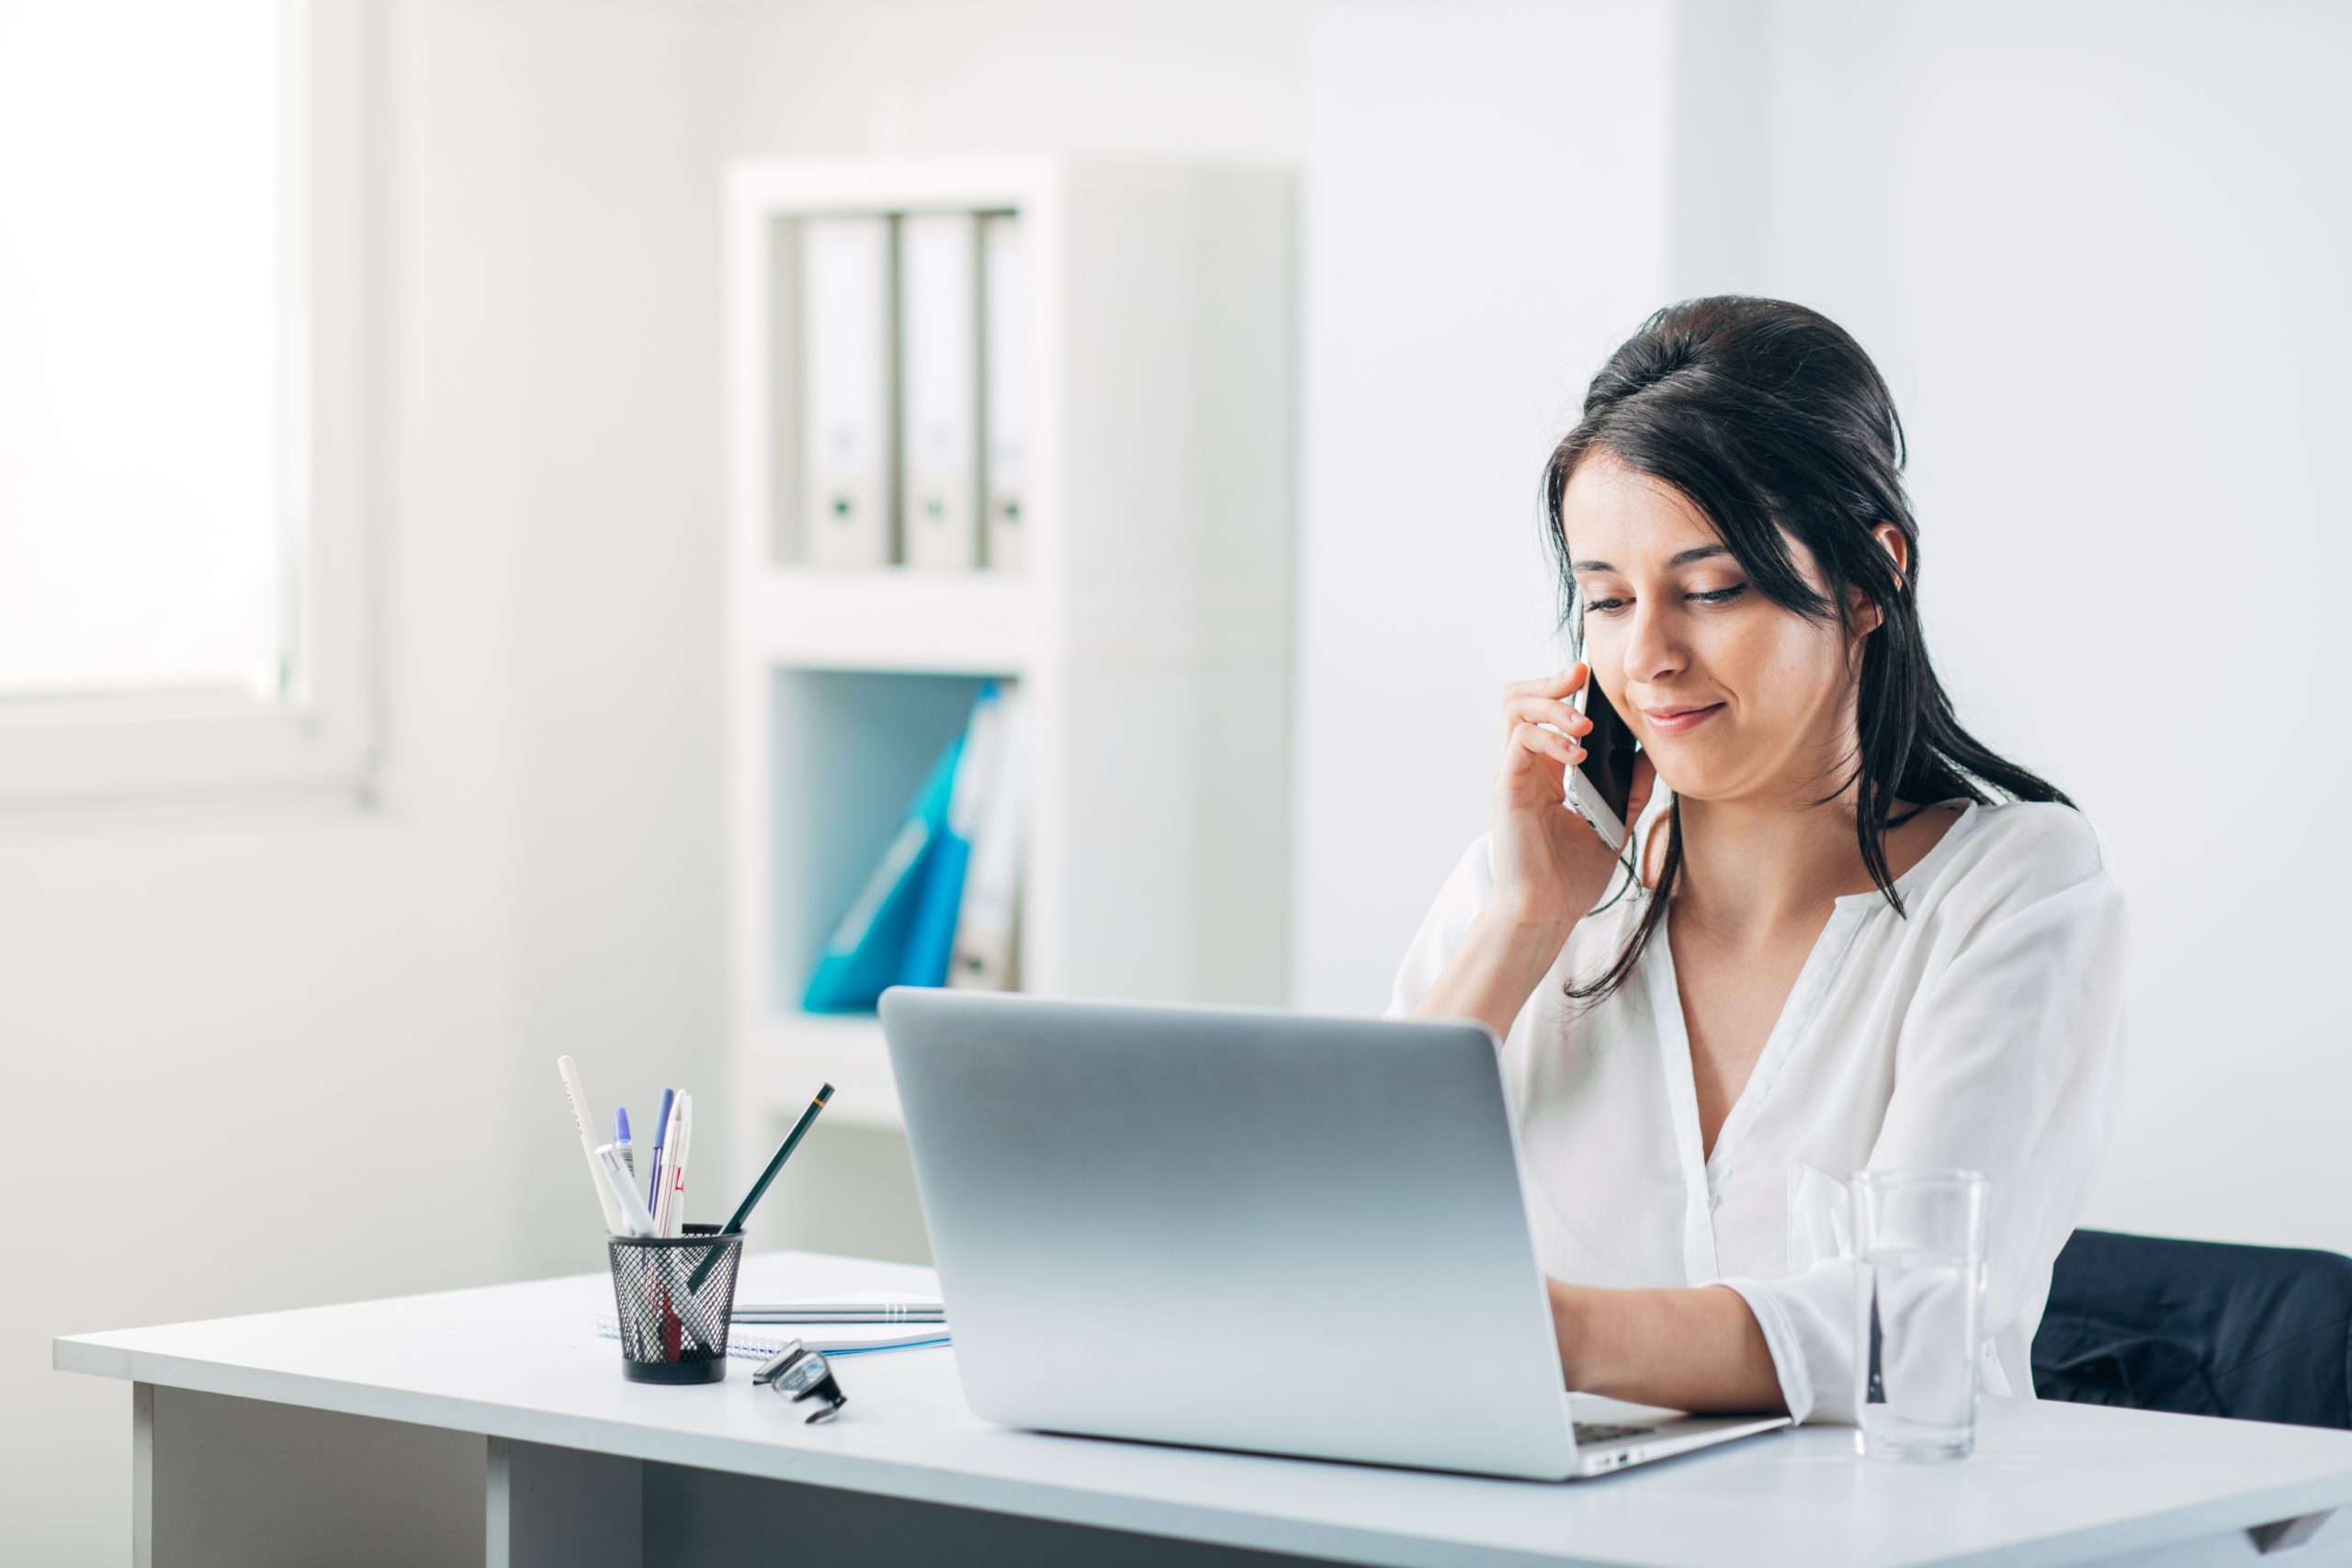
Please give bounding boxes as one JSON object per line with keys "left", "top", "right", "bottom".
{"left": 1562, "top": 668, "right": 1639, "bottom": 852}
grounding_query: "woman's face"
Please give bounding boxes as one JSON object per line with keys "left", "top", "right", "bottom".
{"left": 1563, "top": 448, "right": 1871, "bottom": 808}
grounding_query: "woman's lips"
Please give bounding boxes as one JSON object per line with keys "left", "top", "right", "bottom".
{"left": 1642, "top": 704, "right": 1723, "bottom": 737}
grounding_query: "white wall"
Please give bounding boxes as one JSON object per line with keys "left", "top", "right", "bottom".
{"left": 707, "top": 0, "right": 1308, "bottom": 159}
{"left": 0, "top": 3, "right": 725, "bottom": 1561}
{"left": 1665, "top": 0, "right": 2352, "bottom": 1256}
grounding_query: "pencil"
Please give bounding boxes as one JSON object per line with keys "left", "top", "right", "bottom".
{"left": 687, "top": 1083, "right": 834, "bottom": 1293}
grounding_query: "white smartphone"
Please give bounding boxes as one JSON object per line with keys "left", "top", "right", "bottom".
{"left": 1562, "top": 670, "right": 1639, "bottom": 853}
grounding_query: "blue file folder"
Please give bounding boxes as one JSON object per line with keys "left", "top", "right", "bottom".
{"left": 899, "top": 682, "right": 1002, "bottom": 987}
{"left": 800, "top": 735, "right": 964, "bottom": 1013}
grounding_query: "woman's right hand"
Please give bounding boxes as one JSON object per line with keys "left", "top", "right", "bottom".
{"left": 1489, "top": 663, "right": 1656, "bottom": 931}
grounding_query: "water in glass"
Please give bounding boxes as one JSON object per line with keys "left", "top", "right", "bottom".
{"left": 1854, "top": 1247, "right": 1983, "bottom": 1460}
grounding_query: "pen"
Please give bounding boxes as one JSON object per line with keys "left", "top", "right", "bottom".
{"left": 650, "top": 1091, "right": 684, "bottom": 1235}
{"left": 645, "top": 1088, "right": 675, "bottom": 1215}
{"left": 615, "top": 1108, "right": 634, "bottom": 1182}
{"left": 655, "top": 1092, "right": 694, "bottom": 1237}
{"left": 594, "top": 1143, "right": 658, "bottom": 1237}
{"left": 687, "top": 1083, "right": 834, "bottom": 1292}
{"left": 673, "top": 1094, "right": 695, "bottom": 1235}
{"left": 559, "top": 1056, "right": 628, "bottom": 1234}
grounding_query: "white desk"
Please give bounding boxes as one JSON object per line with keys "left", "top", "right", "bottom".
{"left": 54, "top": 1249, "right": 2352, "bottom": 1568}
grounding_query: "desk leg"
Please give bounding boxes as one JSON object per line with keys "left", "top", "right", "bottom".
{"left": 130, "top": 1383, "right": 153, "bottom": 1568}
{"left": 488, "top": 1437, "right": 644, "bottom": 1568}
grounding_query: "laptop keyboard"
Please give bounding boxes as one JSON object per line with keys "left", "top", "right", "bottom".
{"left": 1572, "top": 1420, "right": 1658, "bottom": 1446}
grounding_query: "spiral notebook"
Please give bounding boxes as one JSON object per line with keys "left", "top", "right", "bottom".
{"left": 590, "top": 1291, "right": 949, "bottom": 1361}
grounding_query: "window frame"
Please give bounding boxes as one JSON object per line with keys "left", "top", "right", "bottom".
{"left": 0, "top": 0, "right": 380, "bottom": 811}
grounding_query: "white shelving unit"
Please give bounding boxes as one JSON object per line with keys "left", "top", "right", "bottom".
{"left": 723, "top": 155, "right": 1295, "bottom": 1145}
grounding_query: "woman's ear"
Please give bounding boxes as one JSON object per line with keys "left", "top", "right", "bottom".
{"left": 1847, "top": 523, "right": 1909, "bottom": 636}
{"left": 1871, "top": 522, "right": 1909, "bottom": 590}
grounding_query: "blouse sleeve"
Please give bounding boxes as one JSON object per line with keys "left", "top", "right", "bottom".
{"left": 1380, "top": 834, "right": 1495, "bottom": 1021}
{"left": 1699, "top": 818, "right": 2131, "bottom": 1425}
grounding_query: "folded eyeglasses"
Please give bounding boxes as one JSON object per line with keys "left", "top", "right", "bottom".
{"left": 752, "top": 1339, "right": 847, "bottom": 1423}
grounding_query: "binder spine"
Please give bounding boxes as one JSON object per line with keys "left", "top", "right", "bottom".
{"left": 799, "top": 215, "right": 899, "bottom": 567}
{"left": 900, "top": 213, "right": 982, "bottom": 570}
{"left": 978, "top": 211, "right": 1030, "bottom": 572}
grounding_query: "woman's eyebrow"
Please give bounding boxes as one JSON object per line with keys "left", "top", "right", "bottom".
{"left": 1570, "top": 545, "right": 1732, "bottom": 573}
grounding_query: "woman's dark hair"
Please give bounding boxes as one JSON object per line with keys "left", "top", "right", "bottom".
{"left": 1540, "top": 296, "right": 2071, "bottom": 1008}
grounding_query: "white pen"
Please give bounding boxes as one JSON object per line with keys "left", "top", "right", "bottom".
{"left": 650, "top": 1090, "right": 689, "bottom": 1235}
{"left": 559, "top": 1056, "right": 628, "bottom": 1233}
{"left": 662, "top": 1093, "right": 695, "bottom": 1236}
{"left": 594, "top": 1143, "right": 658, "bottom": 1237}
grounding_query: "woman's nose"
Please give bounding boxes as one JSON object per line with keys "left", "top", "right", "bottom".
{"left": 1621, "top": 604, "right": 1687, "bottom": 686}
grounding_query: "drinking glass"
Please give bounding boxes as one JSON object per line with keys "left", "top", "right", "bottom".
{"left": 1850, "top": 1169, "right": 1988, "bottom": 1461}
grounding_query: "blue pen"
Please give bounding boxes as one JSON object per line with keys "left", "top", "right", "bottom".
{"left": 615, "top": 1108, "right": 635, "bottom": 1183}
{"left": 646, "top": 1088, "right": 675, "bottom": 1213}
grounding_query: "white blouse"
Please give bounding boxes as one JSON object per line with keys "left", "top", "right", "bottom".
{"left": 1382, "top": 798, "right": 2130, "bottom": 1425}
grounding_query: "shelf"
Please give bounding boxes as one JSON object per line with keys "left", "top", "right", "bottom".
{"left": 727, "top": 154, "right": 1061, "bottom": 222}
{"left": 738, "top": 567, "right": 1038, "bottom": 675}
{"left": 754, "top": 667, "right": 1007, "bottom": 1029}
{"left": 738, "top": 1010, "right": 901, "bottom": 1132}
{"left": 725, "top": 155, "right": 1295, "bottom": 1149}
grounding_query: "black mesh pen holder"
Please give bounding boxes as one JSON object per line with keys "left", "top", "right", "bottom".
{"left": 606, "top": 1224, "right": 744, "bottom": 1384}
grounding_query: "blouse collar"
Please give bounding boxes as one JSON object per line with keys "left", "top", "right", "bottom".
{"left": 1623, "top": 795, "right": 1988, "bottom": 915}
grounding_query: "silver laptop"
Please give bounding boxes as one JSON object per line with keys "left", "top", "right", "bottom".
{"left": 876, "top": 987, "right": 1793, "bottom": 1481}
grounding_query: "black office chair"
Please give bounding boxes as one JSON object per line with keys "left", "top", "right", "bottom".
{"left": 2031, "top": 1228, "right": 2352, "bottom": 1429}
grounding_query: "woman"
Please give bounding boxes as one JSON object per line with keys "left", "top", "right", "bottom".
{"left": 1384, "top": 297, "right": 2128, "bottom": 1425}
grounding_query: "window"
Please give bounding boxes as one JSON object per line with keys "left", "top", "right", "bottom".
{"left": 0, "top": 0, "right": 376, "bottom": 808}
